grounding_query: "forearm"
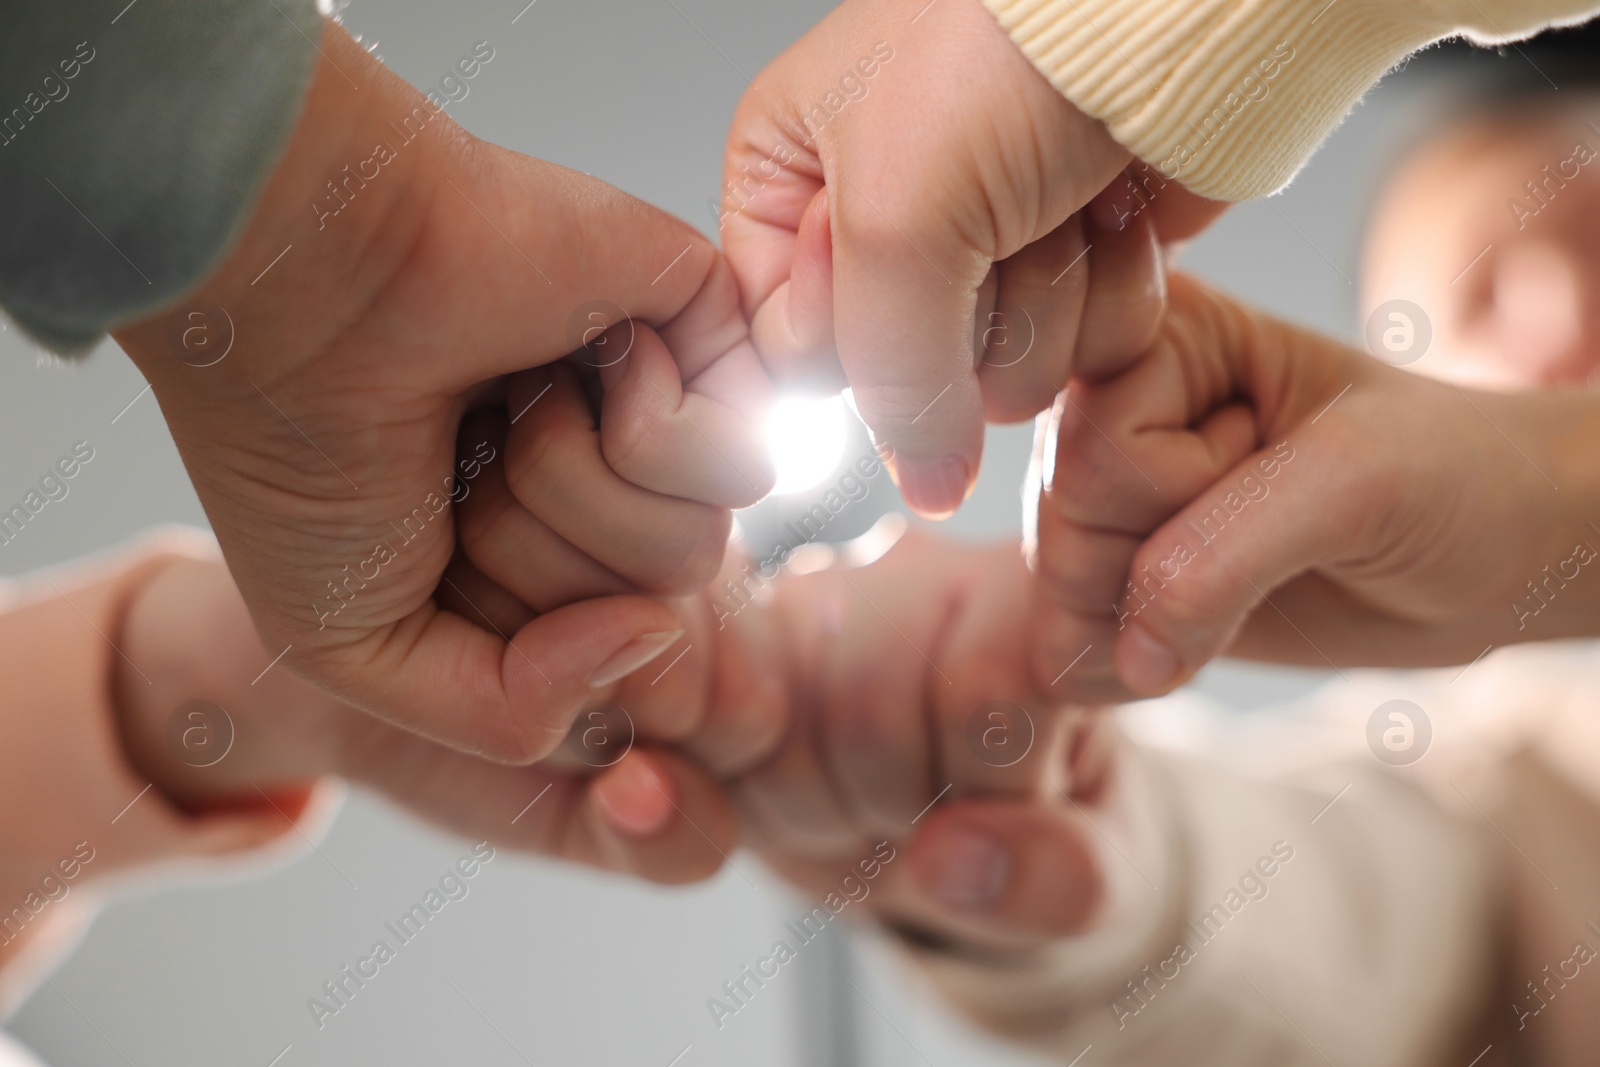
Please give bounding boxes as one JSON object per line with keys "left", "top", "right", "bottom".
{"left": 113, "top": 556, "right": 354, "bottom": 807}
{"left": 1515, "top": 387, "right": 1600, "bottom": 640}
{"left": 105, "top": 20, "right": 467, "bottom": 668}
{"left": 1229, "top": 383, "right": 1600, "bottom": 667}
{"left": 982, "top": 0, "right": 1600, "bottom": 200}
{"left": 112, "top": 19, "right": 457, "bottom": 389}
{"left": 0, "top": 545, "right": 179, "bottom": 961}
{"left": 0, "top": 538, "right": 343, "bottom": 1009}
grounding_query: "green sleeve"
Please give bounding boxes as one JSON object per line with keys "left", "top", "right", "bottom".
{"left": 0, "top": 0, "right": 321, "bottom": 354}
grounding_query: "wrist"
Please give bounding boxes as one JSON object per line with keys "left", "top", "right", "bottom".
{"left": 890, "top": 744, "right": 1183, "bottom": 1033}
{"left": 113, "top": 557, "right": 351, "bottom": 808}
{"left": 111, "top": 18, "right": 461, "bottom": 392}
{"left": 1500, "top": 388, "right": 1600, "bottom": 643}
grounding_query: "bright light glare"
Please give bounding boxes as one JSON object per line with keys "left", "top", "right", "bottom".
{"left": 764, "top": 393, "right": 848, "bottom": 495}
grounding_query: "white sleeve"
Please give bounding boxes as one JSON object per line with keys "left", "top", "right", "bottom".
{"left": 0, "top": 1032, "right": 45, "bottom": 1067}
{"left": 893, "top": 732, "right": 1495, "bottom": 1065}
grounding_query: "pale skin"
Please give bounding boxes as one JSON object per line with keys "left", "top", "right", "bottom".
{"left": 112, "top": 20, "right": 777, "bottom": 766}
{"left": 110, "top": 524, "right": 1116, "bottom": 950}
{"left": 718, "top": 0, "right": 1223, "bottom": 518}
{"left": 89, "top": 1, "right": 1188, "bottom": 955}
{"left": 114, "top": 556, "right": 741, "bottom": 885}
{"left": 42, "top": 2, "right": 1600, "bottom": 1041}
{"left": 96, "top": 256, "right": 1600, "bottom": 1023}
{"left": 1029, "top": 99, "right": 1600, "bottom": 701}
{"left": 104, "top": 4, "right": 1225, "bottom": 774}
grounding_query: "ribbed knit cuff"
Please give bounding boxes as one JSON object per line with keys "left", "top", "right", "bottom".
{"left": 981, "top": 0, "right": 1599, "bottom": 200}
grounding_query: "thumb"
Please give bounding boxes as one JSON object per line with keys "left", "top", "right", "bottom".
{"left": 899, "top": 800, "right": 1102, "bottom": 949}
{"left": 1112, "top": 430, "right": 1353, "bottom": 696}
{"left": 316, "top": 593, "right": 687, "bottom": 764}
{"left": 1098, "top": 278, "right": 1379, "bottom": 695}
{"left": 829, "top": 177, "right": 988, "bottom": 519}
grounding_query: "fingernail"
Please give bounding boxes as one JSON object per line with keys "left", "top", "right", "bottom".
{"left": 1121, "top": 625, "right": 1179, "bottom": 694}
{"left": 593, "top": 755, "right": 674, "bottom": 839}
{"left": 589, "top": 629, "right": 684, "bottom": 689}
{"left": 922, "top": 826, "right": 1011, "bottom": 912}
{"left": 894, "top": 454, "right": 971, "bottom": 520}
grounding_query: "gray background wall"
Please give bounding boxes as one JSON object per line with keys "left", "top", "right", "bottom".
{"left": 0, "top": 2, "right": 1455, "bottom": 1063}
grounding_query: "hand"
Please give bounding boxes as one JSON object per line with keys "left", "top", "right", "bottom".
{"left": 720, "top": 0, "right": 1185, "bottom": 517}
{"left": 114, "top": 557, "right": 738, "bottom": 884}
{"left": 1029, "top": 274, "right": 1600, "bottom": 702}
{"left": 111, "top": 21, "right": 773, "bottom": 762}
{"left": 726, "top": 531, "right": 1114, "bottom": 952}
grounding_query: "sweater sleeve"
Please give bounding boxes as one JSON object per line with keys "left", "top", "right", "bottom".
{"left": 893, "top": 734, "right": 1496, "bottom": 1065}
{"left": 0, "top": 0, "right": 321, "bottom": 354}
{"left": 981, "top": 0, "right": 1600, "bottom": 200}
{"left": 0, "top": 533, "right": 339, "bottom": 1019}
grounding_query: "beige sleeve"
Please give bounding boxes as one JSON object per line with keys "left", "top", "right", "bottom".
{"left": 981, "top": 0, "right": 1600, "bottom": 199}
{"left": 894, "top": 737, "right": 1497, "bottom": 1065}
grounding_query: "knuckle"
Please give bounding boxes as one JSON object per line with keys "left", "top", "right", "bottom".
{"left": 831, "top": 185, "right": 916, "bottom": 248}
{"left": 700, "top": 666, "right": 790, "bottom": 776}
{"left": 600, "top": 405, "right": 670, "bottom": 489}
{"left": 473, "top": 696, "right": 573, "bottom": 767}
{"left": 454, "top": 484, "right": 513, "bottom": 567}
{"left": 1034, "top": 512, "right": 1121, "bottom": 611}
{"left": 633, "top": 508, "right": 731, "bottom": 594}
{"left": 853, "top": 380, "right": 975, "bottom": 457}
{"left": 1129, "top": 548, "right": 1218, "bottom": 647}
{"left": 505, "top": 706, "right": 579, "bottom": 765}
{"left": 851, "top": 382, "right": 931, "bottom": 434}
{"left": 820, "top": 677, "right": 902, "bottom": 749}
{"left": 504, "top": 419, "right": 574, "bottom": 506}
{"left": 1047, "top": 433, "right": 1124, "bottom": 522}
{"left": 982, "top": 374, "right": 1059, "bottom": 424}
{"left": 1038, "top": 548, "right": 1123, "bottom": 615}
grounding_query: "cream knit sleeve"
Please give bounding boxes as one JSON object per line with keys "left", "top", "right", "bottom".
{"left": 892, "top": 738, "right": 1495, "bottom": 1066}
{"left": 981, "top": 0, "right": 1600, "bottom": 199}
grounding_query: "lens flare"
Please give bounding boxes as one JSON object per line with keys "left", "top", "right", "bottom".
{"left": 764, "top": 393, "right": 848, "bottom": 495}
